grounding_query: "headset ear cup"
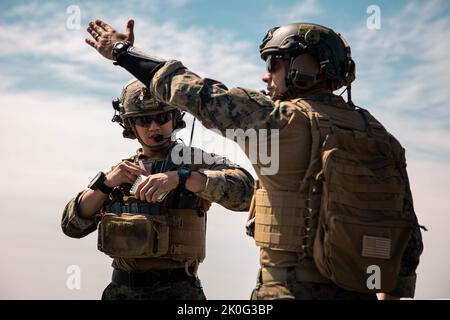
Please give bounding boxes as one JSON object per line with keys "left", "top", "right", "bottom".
{"left": 289, "top": 54, "right": 320, "bottom": 90}
{"left": 176, "top": 119, "right": 186, "bottom": 129}
{"left": 122, "top": 119, "right": 137, "bottom": 139}
{"left": 174, "top": 111, "right": 186, "bottom": 130}
{"left": 346, "top": 58, "right": 356, "bottom": 85}
{"left": 123, "top": 128, "right": 136, "bottom": 139}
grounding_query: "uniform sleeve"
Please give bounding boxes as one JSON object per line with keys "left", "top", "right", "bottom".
{"left": 61, "top": 190, "right": 98, "bottom": 239}
{"left": 149, "top": 60, "right": 286, "bottom": 133}
{"left": 192, "top": 150, "right": 254, "bottom": 211}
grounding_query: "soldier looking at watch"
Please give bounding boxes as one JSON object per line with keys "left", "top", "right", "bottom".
{"left": 61, "top": 79, "right": 254, "bottom": 300}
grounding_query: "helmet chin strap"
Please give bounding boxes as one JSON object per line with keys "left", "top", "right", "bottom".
{"left": 346, "top": 85, "right": 355, "bottom": 106}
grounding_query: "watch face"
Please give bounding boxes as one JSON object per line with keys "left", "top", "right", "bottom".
{"left": 115, "top": 43, "right": 124, "bottom": 50}
{"left": 88, "top": 172, "right": 103, "bottom": 189}
{"left": 179, "top": 167, "right": 191, "bottom": 176}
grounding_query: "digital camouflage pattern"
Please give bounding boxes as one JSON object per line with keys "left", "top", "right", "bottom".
{"left": 151, "top": 61, "right": 283, "bottom": 133}
{"left": 148, "top": 60, "right": 424, "bottom": 299}
{"left": 102, "top": 276, "right": 206, "bottom": 300}
{"left": 251, "top": 281, "right": 377, "bottom": 300}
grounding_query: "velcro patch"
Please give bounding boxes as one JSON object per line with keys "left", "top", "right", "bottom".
{"left": 362, "top": 235, "right": 391, "bottom": 259}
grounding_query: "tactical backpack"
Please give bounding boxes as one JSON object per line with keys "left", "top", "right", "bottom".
{"left": 290, "top": 97, "right": 415, "bottom": 292}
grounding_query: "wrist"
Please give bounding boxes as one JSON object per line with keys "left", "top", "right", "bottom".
{"left": 173, "top": 171, "right": 180, "bottom": 187}
{"left": 112, "top": 40, "right": 132, "bottom": 62}
{"left": 112, "top": 43, "right": 166, "bottom": 87}
{"left": 103, "top": 176, "right": 115, "bottom": 189}
{"left": 177, "top": 166, "right": 192, "bottom": 192}
{"left": 88, "top": 171, "right": 114, "bottom": 194}
{"left": 186, "top": 172, "right": 207, "bottom": 193}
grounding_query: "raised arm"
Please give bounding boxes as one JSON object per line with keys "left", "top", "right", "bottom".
{"left": 84, "top": 19, "right": 286, "bottom": 133}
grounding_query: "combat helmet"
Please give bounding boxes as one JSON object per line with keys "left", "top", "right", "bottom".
{"left": 112, "top": 79, "right": 185, "bottom": 142}
{"left": 260, "top": 23, "right": 356, "bottom": 97}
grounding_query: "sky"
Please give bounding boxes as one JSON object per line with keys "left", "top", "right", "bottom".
{"left": 0, "top": 0, "right": 449, "bottom": 299}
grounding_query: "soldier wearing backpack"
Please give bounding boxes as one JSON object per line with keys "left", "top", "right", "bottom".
{"left": 85, "top": 19, "right": 424, "bottom": 300}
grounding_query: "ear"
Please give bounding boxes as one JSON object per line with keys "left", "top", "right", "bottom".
{"left": 172, "top": 111, "right": 186, "bottom": 130}
{"left": 123, "top": 119, "right": 137, "bottom": 139}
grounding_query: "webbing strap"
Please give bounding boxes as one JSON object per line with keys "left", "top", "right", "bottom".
{"left": 170, "top": 244, "right": 204, "bottom": 256}
{"left": 328, "top": 191, "right": 403, "bottom": 212}
{"left": 260, "top": 266, "right": 331, "bottom": 284}
{"left": 255, "top": 189, "right": 307, "bottom": 208}
{"left": 329, "top": 174, "right": 404, "bottom": 193}
{"left": 105, "top": 202, "right": 160, "bottom": 215}
{"left": 256, "top": 209, "right": 305, "bottom": 225}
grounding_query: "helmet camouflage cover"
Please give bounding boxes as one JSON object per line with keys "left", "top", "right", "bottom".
{"left": 119, "top": 79, "right": 176, "bottom": 119}
{"left": 112, "top": 79, "right": 179, "bottom": 139}
{"left": 259, "top": 22, "right": 355, "bottom": 91}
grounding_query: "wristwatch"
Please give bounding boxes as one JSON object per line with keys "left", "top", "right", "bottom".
{"left": 177, "top": 166, "right": 192, "bottom": 192}
{"left": 88, "top": 171, "right": 114, "bottom": 194}
{"left": 112, "top": 40, "right": 132, "bottom": 62}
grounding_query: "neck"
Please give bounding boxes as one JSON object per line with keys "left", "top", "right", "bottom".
{"left": 141, "top": 140, "right": 173, "bottom": 158}
{"left": 282, "top": 87, "right": 332, "bottom": 100}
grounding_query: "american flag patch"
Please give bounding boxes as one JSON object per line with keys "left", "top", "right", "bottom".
{"left": 362, "top": 236, "right": 391, "bottom": 259}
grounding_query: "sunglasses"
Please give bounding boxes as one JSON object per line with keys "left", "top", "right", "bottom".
{"left": 131, "top": 112, "right": 172, "bottom": 127}
{"left": 265, "top": 54, "right": 284, "bottom": 73}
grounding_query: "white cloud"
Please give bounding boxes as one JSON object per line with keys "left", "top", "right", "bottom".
{"left": 271, "top": 0, "right": 321, "bottom": 24}
{"left": 289, "top": 0, "right": 321, "bottom": 18}
{"left": 0, "top": 2, "right": 264, "bottom": 92}
{"left": 167, "top": 0, "right": 190, "bottom": 7}
{"left": 5, "top": 1, "right": 58, "bottom": 18}
{"left": 347, "top": 0, "right": 450, "bottom": 159}
{"left": 406, "top": 159, "right": 450, "bottom": 299}
{"left": 342, "top": 0, "right": 450, "bottom": 298}
{"left": 44, "top": 62, "right": 123, "bottom": 92}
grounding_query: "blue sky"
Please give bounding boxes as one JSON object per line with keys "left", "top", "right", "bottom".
{"left": 0, "top": 0, "right": 449, "bottom": 299}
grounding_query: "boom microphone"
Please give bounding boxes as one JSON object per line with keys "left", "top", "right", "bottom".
{"left": 152, "top": 134, "right": 171, "bottom": 142}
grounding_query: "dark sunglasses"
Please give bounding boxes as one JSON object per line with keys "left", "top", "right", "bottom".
{"left": 131, "top": 112, "right": 173, "bottom": 127}
{"left": 265, "top": 54, "right": 284, "bottom": 73}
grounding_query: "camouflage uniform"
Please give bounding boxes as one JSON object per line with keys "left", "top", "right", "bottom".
{"left": 62, "top": 146, "right": 254, "bottom": 300}
{"left": 144, "top": 60, "right": 423, "bottom": 300}
{"left": 101, "top": 276, "right": 206, "bottom": 300}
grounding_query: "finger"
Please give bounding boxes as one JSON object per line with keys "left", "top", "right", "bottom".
{"left": 85, "top": 38, "right": 98, "bottom": 49}
{"left": 145, "top": 185, "right": 158, "bottom": 203}
{"left": 151, "top": 186, "right": 163, "bottom": 203}
{"left": 123, "top": 163, "right": 145, "bottom": 176}
{"left": 93, "top": 19, "right": 108, "bottom": 34}
{"left": 125, "top": 19, "right": 134, "bottom": 43}
{"left": 139, "top": 180, "right": 153, "bottom": 201}
{"left": 123, "top": 161, "right": 146, "bottom": 175}
{"left": 96, "top": 19, "right": 114, "bottom": 32}
{"left": 123, "top": 171, "right": 137, "bottom": 184}
{"left": 91, "top": 23, "right": 106, "bottom": 36}
{"left": 123, "top": 160, "right": 143, "bottom": 170}
{"left": 87, "top": 27, "right": 100, "bottom": 41}
{"left": 134, "top": 176, "right": 146, "bottom": 195}
{"left": 88, "top": 21, "right": 99, "bottom": 34}
{"left": 136, "top": 176, "right": 152, "bottom": 196}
